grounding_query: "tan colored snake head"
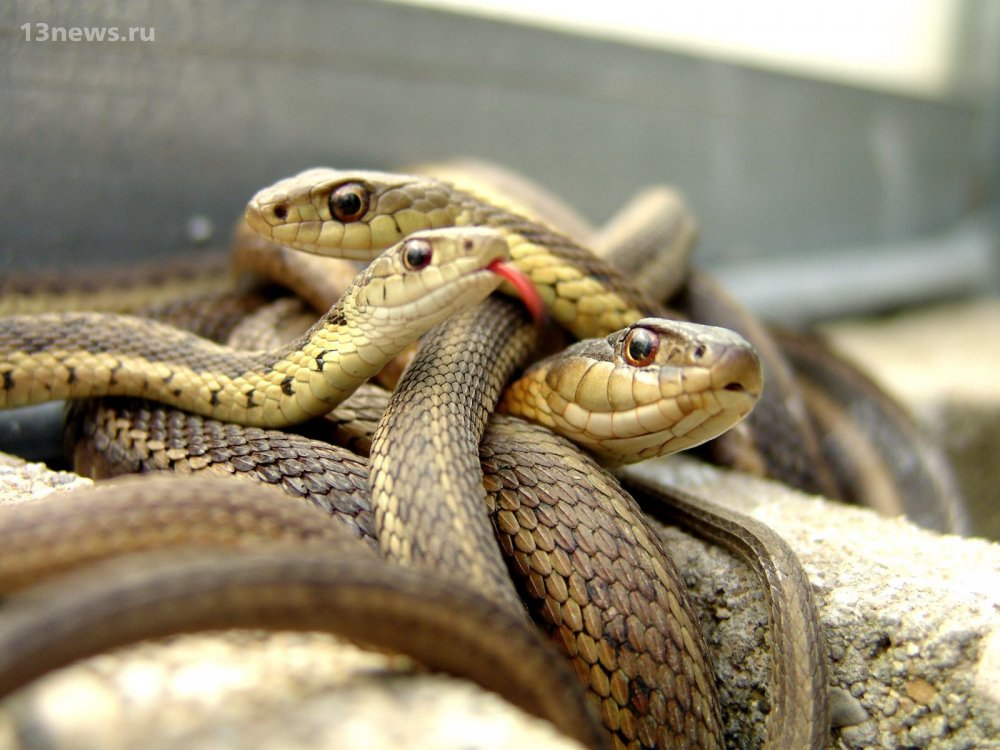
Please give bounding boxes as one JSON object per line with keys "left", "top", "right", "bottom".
{"left": 245, "top": 168, "right": 460, "bottom": 259}
{"left": 499, "top": 318, "right": 763, "bottom": 466}
{"left": 345, "top": 225, "right": 519, "bottom": 328}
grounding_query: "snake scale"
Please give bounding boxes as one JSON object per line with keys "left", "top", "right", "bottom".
{"left": 8, "top": 164, "right": 944, "bottom": 746}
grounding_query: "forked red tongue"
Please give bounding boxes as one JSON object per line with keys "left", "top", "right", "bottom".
{"left": 488, "top": 260, "right": 545, "bottom": 326}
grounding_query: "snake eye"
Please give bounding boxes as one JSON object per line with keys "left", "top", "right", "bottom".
{"left": 402, "top": 238, "right": 433, "bottom": 270}
{"left": 328, "top": 183, "right": 370, "bottom": 222}
{"left": 623, "top": 327, "right": 659, "bottom": 367}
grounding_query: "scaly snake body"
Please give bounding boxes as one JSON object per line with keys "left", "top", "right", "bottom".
{"left": 0, "top": 476, "right": 609, "bottom": 750}
{"left": 49, "top": 387, "right": 734, "bottom": 748}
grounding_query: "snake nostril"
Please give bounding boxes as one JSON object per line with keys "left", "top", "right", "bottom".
{"left": 272, "top": 204, "right": 288, "bottom": 221}
{"left": 723, "top": 381, "right": 746, "bottom": 392}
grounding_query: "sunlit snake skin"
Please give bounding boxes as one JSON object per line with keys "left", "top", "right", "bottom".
{"left": 0, "top": 228, "right": 512, "bottom": 426}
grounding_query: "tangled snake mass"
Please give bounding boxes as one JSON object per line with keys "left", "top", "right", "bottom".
{"left": 0, "top": 161, "right": 969, "bottom": 750}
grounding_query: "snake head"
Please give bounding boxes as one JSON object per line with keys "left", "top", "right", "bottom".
{"left": 343, "top": 227, "right": 537, "bottom": 337}
{"left": 245, "top": 168, "right": 458, "bottom": 259}
{"left": 501, "top": 318, "right": 763, "bottom": 466}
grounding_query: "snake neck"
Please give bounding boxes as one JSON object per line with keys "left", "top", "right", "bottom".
{"left": 0, "top": 303, "right": 402, "bottom": 429}
{"left": 446, "top": 188, "right": 660, "bottom": 338}
{"left": 256, "top": 299, "right": 376, "bottom": 424}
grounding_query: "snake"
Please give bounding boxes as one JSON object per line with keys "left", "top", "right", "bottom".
{"left": 242, "top": 166, "right": 853, "bottom": 508}
{"left": 0, "top": 168, "right": 832, "bottom": 748}
{"left": 0, "top": 227, "right": 527, "bottom": 426}
{"left": 243, "top": 167, "right": 661, "bottom": 340}
{"left": 243, "top": 167, "right": 846, "bottom": 748}
{"left": 0, "top": 293, "right": 813, "bottom": 749}
{"left": 10, "top": 384, "right": 729, "bottom": 749}
{"left": 412, "top": 159, "right": 966, "bottom": 527}
{"left": 239, "top": 169, "right": 834, "bottom": 746}
{"left": 499, "top": 316, "right": 762, "bottom": 466}
{"left": 0, "top": 477, "right": 609, "bottom": 750}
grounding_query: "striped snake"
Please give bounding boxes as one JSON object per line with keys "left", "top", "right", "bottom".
{"left": 0, "top": 227, "right": 518, "bottom": 425}
{"left": 0, "top": 167, "right": 835, "bottom": 749}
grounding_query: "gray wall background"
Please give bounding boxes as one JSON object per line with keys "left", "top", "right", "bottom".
{"left": 2, "top": 0, "right": 998, "bottom": 320}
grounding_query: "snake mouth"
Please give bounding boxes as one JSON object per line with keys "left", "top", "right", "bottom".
{"left": 487, "top": 261, "right": 545, "bottom": 326}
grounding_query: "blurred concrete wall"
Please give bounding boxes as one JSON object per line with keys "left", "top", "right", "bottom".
{"left": 1, "top": 0, "right": 997, "bottom": 315}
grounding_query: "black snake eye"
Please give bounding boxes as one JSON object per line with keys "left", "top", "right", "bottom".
{"left": 623, "top": 327, "right": 659, "bottom": 367}
{"left": 328, "top": 183, "right": 370, "bottom": 222}
{"left": 402, "top": 238, "right": 433, "bottom": 270}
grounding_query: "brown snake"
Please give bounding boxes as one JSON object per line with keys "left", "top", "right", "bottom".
{"left": 24, "top": 386, "right": 726, "bottom": 748}
{"left": 59, "top": 296, "right": 754, "bottom": 748}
